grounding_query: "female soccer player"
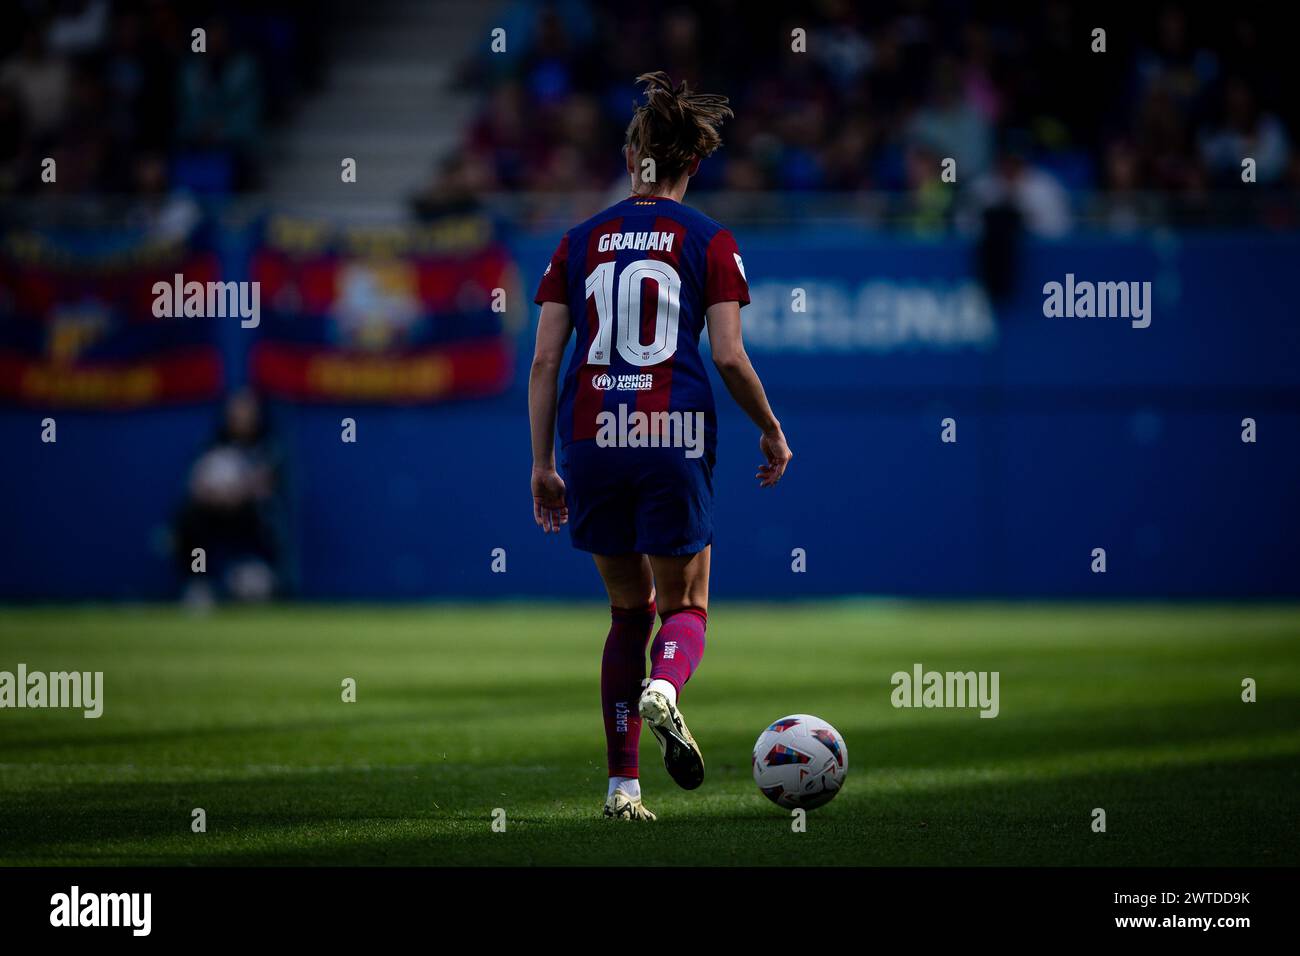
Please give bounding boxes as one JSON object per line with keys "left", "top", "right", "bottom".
{"left": 529, "top": 72, "right": 792, "bottom": 820}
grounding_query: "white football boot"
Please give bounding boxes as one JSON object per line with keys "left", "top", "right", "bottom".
{"left": 603, "top": 789, "right": 657, "bottom": 821}
{"left": 638, "top": 687, "right": 705, "bottom": 790}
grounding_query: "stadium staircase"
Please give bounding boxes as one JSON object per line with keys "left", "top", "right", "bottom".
{"left": 262, "top": 0, "right": 489, "bottom": 218}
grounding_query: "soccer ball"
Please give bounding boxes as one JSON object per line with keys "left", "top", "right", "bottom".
{"left": 752, "top": 714, "right": 848, "bottom": 810}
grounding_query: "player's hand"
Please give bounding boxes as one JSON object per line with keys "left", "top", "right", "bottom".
{"left": 531, "top": 466, "right": 569, "bottom": 533}
{"left": 757, "top": 426, "right": 792, "bottom": 488}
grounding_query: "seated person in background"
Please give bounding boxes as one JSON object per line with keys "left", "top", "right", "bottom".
{"left": 174, "top": 388, "right": 281, "bottom": 606}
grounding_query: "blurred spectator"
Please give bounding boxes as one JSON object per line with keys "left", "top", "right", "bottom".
{"left": 906, "top": 57, "right": 993, "bottom": 180}
{"left": 1100, "top": 139, "right": 1146, "bottom": 234}
{"left": 1199, "top": 77, "right": 1290, "bottom": 185}
{"left": 176, "top": 16, "right": 262, "bottom": 191}
{"left": 902, "top": 143, "right": 953, "bottom": 234}
{"left": 174, "top": 390, "right": 282, "bottom": 607}
{"left": 1, "top": 26, "right": 71, "bottom": 137}
{"left": 968, "top": 136, "right": 1072, "bottom": 238}
{"left": 104, "top": 4, "right": 177, "bottom": 157}
{"left": 47, "top": 0, "right": 111, "bottom": 56}
{"left": 126, "top": 151, "right": 201, "bottom": 240}
{"left": 412, "top": 149, "right": 497, "bottom": 219}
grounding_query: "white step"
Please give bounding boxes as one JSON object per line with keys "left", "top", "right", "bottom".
{"left": 263, "top": 0, "right": 494, "bottom": 207}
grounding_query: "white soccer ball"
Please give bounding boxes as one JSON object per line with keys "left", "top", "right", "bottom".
{"left": 752, "top": 714, "right": 848, "bottom": 810}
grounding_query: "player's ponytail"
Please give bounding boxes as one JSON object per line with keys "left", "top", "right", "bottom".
{"left": 625, "top": 71, "right": 732, "bottom": 187}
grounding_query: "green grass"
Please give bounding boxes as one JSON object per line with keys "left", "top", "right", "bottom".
{"left": 0, "top": 602, "right": 1297, "bottom": 866}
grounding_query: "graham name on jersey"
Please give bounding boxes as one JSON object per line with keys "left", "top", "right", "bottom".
{"left": 597, "top": 231, "right": 677, "bottom": 253}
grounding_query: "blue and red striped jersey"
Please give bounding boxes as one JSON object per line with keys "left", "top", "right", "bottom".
{"left": 534, "top": 195, "right": 750, "bottom": 456}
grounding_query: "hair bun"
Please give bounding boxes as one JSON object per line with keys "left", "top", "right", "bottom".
{"left": 625, "top": 72, "right": 733, "bottom": 183}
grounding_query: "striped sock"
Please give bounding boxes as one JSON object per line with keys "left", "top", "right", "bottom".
{"left": 601, "top": 601, "right": 656, "bottom": 777}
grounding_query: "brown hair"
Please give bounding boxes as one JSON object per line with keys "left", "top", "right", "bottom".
{"left": 624, "top": 71, "right": 732, "bottom": 187}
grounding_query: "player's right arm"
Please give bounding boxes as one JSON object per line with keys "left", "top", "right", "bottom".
{"left": 528, "top": 301, "right": 571, "bottom": 531}
{"left": 706, "top": 301, "right": 792, "bottom": 488}
{"left": 530, "top": 235, "right": 572, "bottom": 532}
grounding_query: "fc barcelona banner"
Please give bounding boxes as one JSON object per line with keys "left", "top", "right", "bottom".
{"left": 0, "top": 223, "right": 223, "bottom": 409}
{"left": 249, "top": 213, "right": 518, "bottom": 404}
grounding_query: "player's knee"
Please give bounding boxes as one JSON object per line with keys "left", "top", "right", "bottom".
{"left": 650, "top": 579, "right": 706, "bottom": 614}
{"left": 609, "top": 589, "right": 655, "bottom": 612}
{"left": 603, "top": 572, "right": 654, "bottom": 609}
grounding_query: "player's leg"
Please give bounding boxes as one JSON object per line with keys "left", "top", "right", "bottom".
{"left": 646, "top": 549, "right": 710, "bottom": 710}
{"left": 592, "top": 552, "right": 654, "bottom": 608}
{"left": 637, "top": 547, "right": 709, "bottom": 789}
{"left": 624, "top": 447, "right": 713, "bottom": 791}
{"left": 648, "top": 545, "right": 709, "bottom": 613}
{"left": 591, "top": 553, "right": 657, "bottom": 820}
{"left": 561, "top": 445, "right": 656, "bottom": 819}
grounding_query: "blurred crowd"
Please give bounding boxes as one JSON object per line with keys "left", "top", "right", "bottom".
{"left": 2, "top": 0, "right": 1295, "bottom": 229}
{"left": 0, "top": 0, "right": 324, "bottom": 197}
{"left": 427, "top": 0, "right": 1297, "bottom": 226}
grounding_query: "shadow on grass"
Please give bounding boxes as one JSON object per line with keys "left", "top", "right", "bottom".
{"left": 6, "top": 686, "right": 1296, "bottom": 771}
{"left": 1, "top": 747, "right": 1296, "bottom": 866}
{"left": 0, "top": 679, "right": 595, "bottom": 752}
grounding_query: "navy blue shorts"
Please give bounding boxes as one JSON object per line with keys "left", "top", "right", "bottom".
{"left": 560, "top": 441, "right": 714, "bottom": 556}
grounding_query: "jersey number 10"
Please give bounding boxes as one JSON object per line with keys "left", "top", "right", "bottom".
{"left": 584, "top": 260, "right": 681, "bottom": 368}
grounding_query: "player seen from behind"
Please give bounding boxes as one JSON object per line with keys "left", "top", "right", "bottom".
{"left": 528, "top": 72, "right": 792, "bottom": 820}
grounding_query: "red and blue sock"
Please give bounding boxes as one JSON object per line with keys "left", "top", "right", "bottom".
{"left": 601, "top": 601, "right": 657, "bottom": 779}
{"left": 648, "top": 606, "right": 708, "bottom": 696}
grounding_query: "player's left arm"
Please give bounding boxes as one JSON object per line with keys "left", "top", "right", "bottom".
{"left": 704, "top": 229, "right": 792, "bottom": 488}
{"left": 528, "top": 301, "right": 571, "bottom": 532}
{"left": 707, "top": 302, "right": 793, "bottom": 488}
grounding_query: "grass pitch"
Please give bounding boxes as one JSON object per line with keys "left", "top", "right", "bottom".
{"left": 0, "top": 602, "right": 1296, "bottom": 866}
